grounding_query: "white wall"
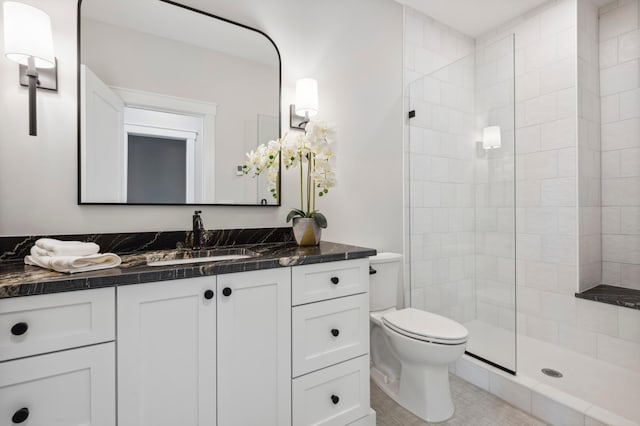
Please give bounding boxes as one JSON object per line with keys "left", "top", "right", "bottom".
{"left": 599, "top": 0, "right": 640, "bottom": 291}
{"left": 0, "top": 0, "right": 404, "bottom": 255}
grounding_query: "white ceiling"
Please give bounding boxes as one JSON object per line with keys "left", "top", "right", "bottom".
{"left": 396, "top": 0, "right": 552, "bottom": 37}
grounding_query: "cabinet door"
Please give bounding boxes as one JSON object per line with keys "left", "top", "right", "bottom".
{"left": 117, "top": 277, "right": 216, "bottom": 426}
{"left": 217, "top": 268, "right": 291, "bottom": 426}
{"left": 0, "top": 342, "right": 115, "bottom": 426}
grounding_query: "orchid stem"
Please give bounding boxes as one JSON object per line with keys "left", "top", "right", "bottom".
{"left": 299, "top": 152, "right": 304, "bottom": 212}
{"left": 306, "top": 153, "right": 312, "bottom": 214}
{"left": 312, "top": 154, "right": 316, "bottom": 212}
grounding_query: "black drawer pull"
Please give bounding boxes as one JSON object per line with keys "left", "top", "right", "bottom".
{"left": 222, "top": 287, "right": 232, "bottom": 297}
{"left": 11, "top": 322, "right": 28, "bottom": 336}
{"left": 204, "top": 289, "right": 214, "bottom": 300}
{"left": 331, "top": 394, "right": 340, "bottom": 405}
{"left": 369, "top": 266, "right": 377, "bottom": 275}
{"left": 331, "top": 328, "right": 340, "bottom": 337}
{"left": 330, "top": 277, "right": 339, "bottom": 285}
{"left": 12, "top": 407, "right": 29, "bottom": 423}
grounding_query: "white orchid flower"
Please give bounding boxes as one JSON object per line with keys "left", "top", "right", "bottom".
{"left": 241, "top": 119, "right": 337, "bottom": 214}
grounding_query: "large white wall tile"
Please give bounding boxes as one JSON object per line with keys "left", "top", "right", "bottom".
{"left": 541, "top": 178, "right": 577, "bottom": 206}
{"left": 597, "top": 333, "right": 640, "bottom": 372}
{"left": 601, "top": 118, "right": 640, "bottom": 150}
{"left": 602, "top": 177, "right": 640, "bottom": 206}
{"left": 619, "top": 88, "right": 640, "bottom": 119}
{"left": 600, "top": 60, "right": 640, "bottom": 95}
{"left": 576, "top": 299, "right": 620, "bottom": 336}
{"left": 599, "top": 0, "right": 639, "bottom": 41}
{"left": 618, "top": 306, "right": 640, "bottom": 343}
{"left": 541, "top": 117, "right": 577, "bottom": 151}
{"left": 618, "top": 29, "right": 640, "bottom": 62}
{"left": 601, "top": 94, "right": 620, "bottom": 123}
{"left": 525, "top": 93, "right": 558, "bottom": 125}
{"left": 600, "top": 38, "right": 619, "bottom": 68}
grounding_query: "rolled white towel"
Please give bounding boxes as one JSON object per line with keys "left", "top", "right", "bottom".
{"left": 35, "top": 238, "right": 100, "bottom": 257}
{"left": 25, "top": 253, "right": 121, "bottom": 274}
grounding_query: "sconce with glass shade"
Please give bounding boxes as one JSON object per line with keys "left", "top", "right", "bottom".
{"left": 3, "top": 1, "right": 57, "bottom": 136}
{"left": 482, "top": 125, "right": 501, "bottom": 149}
{"left": 290, "top": 77, "right": 318, "bottom": 129}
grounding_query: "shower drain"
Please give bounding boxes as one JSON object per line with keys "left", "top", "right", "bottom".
{"left": 541, "top": 368, "right": 563, "bottom": 378}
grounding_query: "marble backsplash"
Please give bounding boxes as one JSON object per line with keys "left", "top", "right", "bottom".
{"left": 0, "top": 227, "right": 294, "bottom": 262}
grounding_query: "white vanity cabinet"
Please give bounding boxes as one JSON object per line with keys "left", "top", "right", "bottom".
{"left": 116, "top": 268, "right": 291, "bottom": 426}
{"left": 117, "top": 276, "right": 217, "bottom": 426}
{"left": 0, "top": 288, "right": 116, "bottom": 426}
{"left": 217, "top": 268, "right": 291, "bottom": 426}
{"left": 291, "top": 259, "right": 374, "bottom": 426}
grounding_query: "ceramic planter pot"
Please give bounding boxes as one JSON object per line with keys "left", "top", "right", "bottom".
{"left": 292, "top": 217, "right": 322, "bottom": 246}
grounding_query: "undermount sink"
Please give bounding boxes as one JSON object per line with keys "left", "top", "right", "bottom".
{"left": 146, "top": 248, "right": 258, "bottom": 267}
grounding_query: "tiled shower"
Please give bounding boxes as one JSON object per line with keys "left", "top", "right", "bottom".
{"left": 404, "top": 0, "right": 640, "bottom": 422}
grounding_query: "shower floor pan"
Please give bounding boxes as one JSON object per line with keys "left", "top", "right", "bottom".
{"left": 455, "top": 320, "right": 639, "bottom": 425}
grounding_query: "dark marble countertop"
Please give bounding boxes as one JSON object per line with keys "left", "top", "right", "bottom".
{"left": 575, "top": 284, "right": 640, "bottom": 310}
{"left": 0, "top": 241, "right": 376, "bottom": 299}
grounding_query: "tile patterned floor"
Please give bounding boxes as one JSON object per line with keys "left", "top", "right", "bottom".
{"left": 371, "top": 374, "right": 548, "bottom": 425}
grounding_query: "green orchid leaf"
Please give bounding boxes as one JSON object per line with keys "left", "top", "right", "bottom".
{"left": 312, "top": 212, "right": 328, "bottom": 228}
{"left": 286, "top": 208, "right": 306, "bottom": 222}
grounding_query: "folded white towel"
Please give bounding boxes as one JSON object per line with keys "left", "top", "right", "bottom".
{"left": 30, "top": 246, "right": 50, "bottom": 257}
{"left": 25, "top": 253, "right": 122, "bottom": 274}
{"left": 35, "top": 238, "right": 100, "bottom": 257}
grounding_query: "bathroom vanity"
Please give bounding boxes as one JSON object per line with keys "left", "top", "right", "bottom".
{"left": 0, "top": 232, "right": 376, "bottom": 426}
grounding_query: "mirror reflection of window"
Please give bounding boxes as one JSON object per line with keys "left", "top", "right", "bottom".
{"left": 127, "top": 135, "right": 186, "bottom": 204}
{"left": 123, "top": 107, "right": 204, "bottom": 204}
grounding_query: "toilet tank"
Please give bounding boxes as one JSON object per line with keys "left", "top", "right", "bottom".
{"left": 369, "top": 252, "right": 403, "bottom": 311}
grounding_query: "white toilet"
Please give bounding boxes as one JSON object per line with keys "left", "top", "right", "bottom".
{"left": 369, "top": 252, "right": 468, "bottom": 423}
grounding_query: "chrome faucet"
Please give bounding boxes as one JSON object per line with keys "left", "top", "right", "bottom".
{"left": 192, "top": 210, "right": 204, "bottom": 250}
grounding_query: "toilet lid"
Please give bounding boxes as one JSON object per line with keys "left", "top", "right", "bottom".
{"left": 382, "top": 308, "right": 468, "bottom": 345}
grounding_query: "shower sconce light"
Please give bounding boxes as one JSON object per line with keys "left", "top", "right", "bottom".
{"left": 482, "top": 126, "right": 501, "bottom": 149}
{"left": 3, "top": 1, "right": 58, "bottom": 136}
{"left": 290, "top": 77, "right": 318, "bottom": 130}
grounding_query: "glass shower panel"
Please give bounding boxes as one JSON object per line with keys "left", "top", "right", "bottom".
{"left": 408, "top": 34, "right": 516, "bottom": 373}
{"left": 470, "top": 34, "right": 516, "bottom": 372}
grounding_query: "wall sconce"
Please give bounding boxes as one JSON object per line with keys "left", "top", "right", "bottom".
{"left": 482, "top": 126, "right": 501, "bottom": 150}
{"left": 290, "top": 78, "right": 318, "bottom": 130}
{"left": 3, "top": 1, "right": 57, "bottom": 136}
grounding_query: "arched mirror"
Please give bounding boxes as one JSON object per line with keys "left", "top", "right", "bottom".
{"left": 77, "top": 0, "right": 281, "bottom": 205}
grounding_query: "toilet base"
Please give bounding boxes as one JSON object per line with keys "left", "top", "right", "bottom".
{"left": 370, "top": 365, "right": 455, "bottom": 423}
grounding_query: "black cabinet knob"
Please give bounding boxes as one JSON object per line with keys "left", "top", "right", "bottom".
{"left": 204, "top": 289, "right": 214, "bottom": 300}
{"left": 11, "top": 322, "right": 28, "bottom": 336}
{"left": 331, "top": 395, "right": 340, "bottom": 405}
{"left": 222, "top": 287, "right": 232, "bottom": 297}
{"left": 330, "top": 277, "right": 339, "bottom": 285}
{"left": 12, "top": 407, "right": 29, "bottom": 423}
{"left": 331, "top": 328, "right": 340, "bottom": 337}
{"left": 369, "top": 266, "right": 377, "bottom": 275}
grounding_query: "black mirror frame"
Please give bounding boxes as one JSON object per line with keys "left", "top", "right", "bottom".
{"left": 76, "top": 0, "right": 282, "bottom": 206}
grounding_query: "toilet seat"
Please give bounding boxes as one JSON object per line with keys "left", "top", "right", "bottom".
{"left": 382, "top": 308, "right": 468, "bottom": 345}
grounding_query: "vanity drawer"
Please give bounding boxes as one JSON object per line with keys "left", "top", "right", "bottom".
{"left": 292, "top": 293, "right": 369, "bottom": 377}
{"left": 292, "top": 259, "right": 369, "bottom": 306}
{"left": 0, "top": 288, "right": 115, "bottom": 361}
{"left": 292, "top": 355, "right": 370, "bottom": 426}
